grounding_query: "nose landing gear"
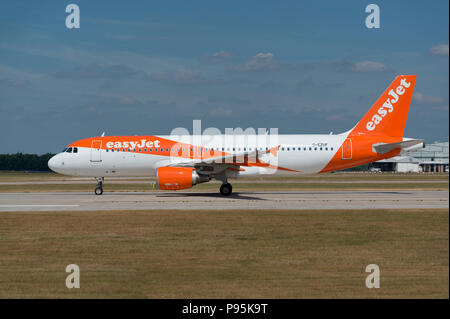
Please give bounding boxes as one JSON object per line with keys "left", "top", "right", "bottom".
{"left": 94, "top": 177, "right": 104, "bottom": 195}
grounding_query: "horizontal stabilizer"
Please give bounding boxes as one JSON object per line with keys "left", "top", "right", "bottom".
{"left": 372, "top": 139, "right": 425, "bottom": 154}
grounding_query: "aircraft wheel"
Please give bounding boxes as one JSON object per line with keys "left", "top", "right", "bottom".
{"left": 220, "top": 183, "right": 232, "bottom": 196}
{"left": 94, "top": 186, "right": 103, "bottom": 195}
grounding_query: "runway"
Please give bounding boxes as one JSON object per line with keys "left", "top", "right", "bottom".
{"left": 0, "top": 190, "right": 447, "bottom": 211}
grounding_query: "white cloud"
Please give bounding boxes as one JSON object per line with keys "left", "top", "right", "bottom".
{"left": 429, "top": 44, "right": 449, "bottom": 56}
{"left": 287, "top": 59, "right": 392, "bottom": 74}
{"left": 351, "top": 61, "right": 390, "bottom": 73}
{"left": 200, "top": 51, "right": 233, "bottom": 63}
{"left": 230, "top": 52, "right": 277, "bottom": 72}
{"left": 413, "top": 92, "right": 445, "bottom": 104}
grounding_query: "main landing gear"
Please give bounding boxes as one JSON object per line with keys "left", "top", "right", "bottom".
{"left": 219, "top": 183, "right": 233, "bottom": 196}
{"left": 94, "top": 177, "right": 104, "bottom": 195}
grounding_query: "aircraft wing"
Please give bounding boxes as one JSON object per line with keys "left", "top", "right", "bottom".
{"left": 162, "top": 145, "right": 280, "bottom": 168}
{"left": 372, "top": 139, "right": 425, "bottom": 154}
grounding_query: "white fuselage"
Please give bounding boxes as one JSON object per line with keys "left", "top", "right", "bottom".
{"left": 48, "top": 134, "right": 348, "bottom": 178}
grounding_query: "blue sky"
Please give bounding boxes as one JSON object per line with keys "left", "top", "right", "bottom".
{"left": 0, "top": 0, "right": 448, "bottom": 153}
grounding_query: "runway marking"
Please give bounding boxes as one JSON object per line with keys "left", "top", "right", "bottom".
{"left": 0, "top": 191, "right": 447, "bottom": 211}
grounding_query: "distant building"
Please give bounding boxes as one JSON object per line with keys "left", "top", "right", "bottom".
{"left": 373, "top": 155, "right": 421, "bottom": 173}
{"left": 410, "top": 141, "right": 449, "bottom": 172}
{"left": 372, "top": 141, "right": 449, "bottom": 173}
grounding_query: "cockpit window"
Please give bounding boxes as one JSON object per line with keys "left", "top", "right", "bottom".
{"left": 66, "top": 147, "right": 73, "bottom": 153}
{"left": 73, "top": 147, "right": 78, "bottom": 153}
{"left": 62, "top": 148, "right": 68, "bottom": 152}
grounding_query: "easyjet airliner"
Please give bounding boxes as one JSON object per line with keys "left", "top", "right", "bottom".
{"left": 48, "top": 75, "right": 424, "bottom": 195}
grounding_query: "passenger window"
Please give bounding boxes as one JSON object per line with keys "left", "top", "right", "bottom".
{"left": 331, "top": 147, "right": 334, "bottom": 151}
{"left": 320, "top": 148, "right": 322, "bottom": 151}
{"left": 309, "top": 147, "right": 312, "bottom": 151}
{"left": 314, "top": 147, "right": 317, "bottom": 151}
{"left": 325, "top": 147, "right": 328, "bottom": 151}
{"left": 281, "top": 147, "right": 285, "bottom": 151}
{"left": 111, "top": 149, "right": 114, "bottom": 152}
{"left": 287, "top": 147, "right": 290, "bottom": 151}
{"left": 106, "top": 149, "right": 109, "bottom": 152}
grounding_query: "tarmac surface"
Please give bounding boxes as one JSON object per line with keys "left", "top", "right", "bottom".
{"left": 0, "top": 180, "right": 446, "bottom": 184}
{"left": 0, "top": 190, "right": 448, "bottom": 211}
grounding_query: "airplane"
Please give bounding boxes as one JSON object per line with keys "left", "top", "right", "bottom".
{"left": 48, "top": 75, "right": 424, "bottom": 196}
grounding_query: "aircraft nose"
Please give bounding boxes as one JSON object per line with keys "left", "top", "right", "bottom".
{"left": 48, "top": 154, "right": 63, "bottom": 173}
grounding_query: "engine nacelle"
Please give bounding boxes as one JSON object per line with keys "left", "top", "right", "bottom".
{"left": 155, "top": 167, "right": 209, "bottom": 190}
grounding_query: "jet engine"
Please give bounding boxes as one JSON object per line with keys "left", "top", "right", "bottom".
{"left": 154, "top": 167, "right": 209, "bottom": 190}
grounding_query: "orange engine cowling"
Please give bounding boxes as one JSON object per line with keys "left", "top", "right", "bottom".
{"left": 156, "top": 167, "right": 208, "bottom": 190}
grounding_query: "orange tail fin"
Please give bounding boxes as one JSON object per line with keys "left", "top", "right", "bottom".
{"left": 349, "top": 75, "right": 416, "bottom": 138}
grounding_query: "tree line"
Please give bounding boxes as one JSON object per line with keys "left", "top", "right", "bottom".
{"left": 0, "top": 153, "right": 55, "bottom": 171}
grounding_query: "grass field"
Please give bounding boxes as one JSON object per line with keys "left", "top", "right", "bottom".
{"left": 0, "top": 209, "right": 447, "bottom": 298}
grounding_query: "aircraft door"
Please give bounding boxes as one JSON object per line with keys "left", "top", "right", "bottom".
{"left": 90, "top": 140, "right": 102, "bottom": 162}
{"left": 342, "top": 138, "right": 352, "bottom": 160}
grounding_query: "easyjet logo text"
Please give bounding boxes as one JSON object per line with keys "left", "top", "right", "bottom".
{"left": 105, "top": 139, "right": 161, "bottom": 149}
{"left": 366, "top": 78, "right": 411, "bottom": 131}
